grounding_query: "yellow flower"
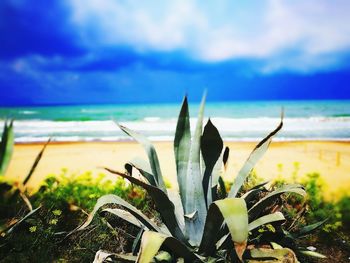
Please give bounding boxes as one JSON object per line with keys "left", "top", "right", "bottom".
{"left": 29, "top": 226, "right": 37, "bottom": 233}
{"left": 52, "top": 209, "right": 62, "bottom": 216}
{"left": 49, "top": 219, "right": 58, "bottom": 225}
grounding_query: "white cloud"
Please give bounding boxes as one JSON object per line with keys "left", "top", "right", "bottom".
{"left": 67, "top": 0, "right": 350, "bottom": 72}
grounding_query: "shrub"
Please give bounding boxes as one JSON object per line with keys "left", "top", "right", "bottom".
{"left": 73, "top": 96, "right": 324, "bottom": 262}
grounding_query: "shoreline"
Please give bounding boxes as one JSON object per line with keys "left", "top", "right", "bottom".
{"left": 13, "top": 139, "right": 350, "bottom": 145}
{"left": 6, "top": 140, "right": 350, "bottom": 200}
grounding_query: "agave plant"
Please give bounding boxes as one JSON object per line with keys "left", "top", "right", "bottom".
{"left": 0, "top": 120, "right": 49, "bottom": 234}
{"left": 0, "top": 120, "right": 14, "bottom": 176}
{"left": 73, "top": 96, "right": 325, "bottom": 262}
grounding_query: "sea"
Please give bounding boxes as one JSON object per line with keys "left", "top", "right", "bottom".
{"left": 0, "top": 100, "right": 350, "bottom": 143}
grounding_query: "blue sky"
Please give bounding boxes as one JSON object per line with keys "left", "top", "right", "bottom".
{"left": 1, "top": 0, "right": 350, "bottom": 105}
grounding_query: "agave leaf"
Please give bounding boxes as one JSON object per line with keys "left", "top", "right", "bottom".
{"left": 116, "top": 122, "right": 166, "bottom": 193}
{"left": 218, "top": 176, "right": 227, "bottom": 199}
{"left": 216, "top": 212, "right": 285, "bottom": 252}
{"left": 201, "top": 119, "right": 223, "bottom": 208}
{"left": 129, "top": 157, "right": 153, "bottom": 174}
{"left": 248, "top": 212, "right": 285, "bottom": 232}
{"left": 137, "top": 231, "right": 201, "bottom": 263}
{"left": 229, "top": 116, "right": 283, "bottom": 198}
{"left": 174, "top": 96, "right": 191, "bottom": 209}
{"left": 0, "top": 120, "right": 14, "bottom": 176}
{"left": 223, "top": 146, "right": 230, "bottom": 170}
{"left": 292, "top": 219, "right": 327, "bottom": 238}
{"left": 167, "top": 190, "right": 185, "bottom": 233}
{"left": 212, "top": 150, "right": 224, "bottom": 188}
{"left": 73, "top": 194, "right": 160, "bottom": 234}
{"left": 130, "top": 163, "right": 158, "bottom": 187}
{"left": 270, "top": 242, "right": 284, "bottom": 249}
{"left": 101, "top": 208, "right": 143, "bottom": 228}
{"left": 93, "top": 250, "right": 137, "bottom": 263}
{"left": 199, "top": 198, "right": 248, "bottom": 261}
{"left": 249, "top": 248, "right": 299, "bottom": 262}
{"left": 248, "top": 185, "right": 306, "bottom": 220}
{"left": 22, "top": 138, "right": 50, "bottom": 186}
{"left": 299, "top": 250, "right": 327, "bottom": 258}
{"left": 185, "top": 93, "right": 207, "bottom": 245}
{"left": 154, "top": 251, "right": 172, "bottom": 262}
{"left": 241, "top": 187, "right": 268, "bottom": 209}
{"left": 105, "top": 168, "right": 187, "bottom": 243}
{"left": 6, "top": 206, "right": 41, "bottom": 234}
{"left": 133, "top": 228, "right": 145, "bottom": 256}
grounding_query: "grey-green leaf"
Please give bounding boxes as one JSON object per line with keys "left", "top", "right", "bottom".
{"left": 72, "top": 194, "right": 160, "bottom": 234}
{"left": 7, "top": 206, "right": 41, "bottom": 234}
{"left": 248, "top": 212, "right": 285, "bottom": 232}
{"left": 199, "top": 198, "right": 248, "bottom": 261}
{"left": 0, "top": 120, "right": 14, "bottom": 176}
{"left": 201, "top": 119, "right": 223, "bottom": 208}
{"left": 101, "top": 208, "right": 143, "bottom": 228}
{"left": 137, "top": 231, "right": 201, "bottom": 263}
{"left": 229, "top": 116, "right": 283, "bottom": 198}
{"left": 174, "top": 96, "right": 191, "bottom": 210}
{"left": 185, "top": 93, "right": 207, "bottom": 245}
{"left": 248, "top": 185, "right": 306, "bottom": 220}
{"left": 116, "top": 122, "right": 166, "bottom": 193}
{"left": 292, "top": 219, "right": 327, "bottom": 238}
{"left": 105, "top": 168, "right": 187, "bottom": 243}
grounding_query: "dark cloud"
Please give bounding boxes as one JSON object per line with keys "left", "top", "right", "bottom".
{"left": 0, "top": 0, "right": 84, "bottom": 60}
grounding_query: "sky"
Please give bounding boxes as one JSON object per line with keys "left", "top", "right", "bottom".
{"left": 0, "top": 0, "right": 350, "bottom": 106}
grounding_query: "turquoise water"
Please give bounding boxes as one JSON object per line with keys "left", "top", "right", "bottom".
{"left": 0, "top": 100, "right": 350, "bottom": 142}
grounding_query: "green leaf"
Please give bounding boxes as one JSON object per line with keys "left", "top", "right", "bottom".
{"left": 105, "top": 168, "right": 187, "bottom": 243}
{"left": 174, "top": 96, "right": 191, "bottom": 209}
{"left": 23, "top": 138, "right": 50, "bottom": 186}
{"left": 248, "top": 184, "right": 306, "bottom": 220}
{"left": 199, "top": 198, "right": 248, "bottom": 261}
{"left": 154, "top": 251, "right": 172, "bottom": 262}
{"left": 248, "top": 212, "right": 285, "bottom": 232}
{"left": 292, "top": 219, "right": 327, "bottom": 238}
{"left": 299, "top": 250, "right": 326, "bottom": 258}
{"left": 72, "top": 194, "right": 160, "bottom": 234}
{"left": 229, "top": 116, "right": 283, "bottom": 198}
{"left": 270, "top": 242, "right": 283, "bottom": 249}
{"left": 93, "top": 250, "right": 137, "bottom": 263}
{"left": 185, "top": 92, "right": 207, "bottom": 245}
{"left": 6, "top": 206, "right": 41, "bottom": 234}
{"left": 249, "top": 248, "right": 298, "bottom": 262}
{"left": 116, "top": 122, "right": 166, "bottom": 193}
{"left": 201, "top": 119, "right": 223, "bottom": 208}
{"left": 136, "top": 231, "right": 200, "bottom": 263}
{"left": 0, "top": 120, "right": 14, "bottom": 176}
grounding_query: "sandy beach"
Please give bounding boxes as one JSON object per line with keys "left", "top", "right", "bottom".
{"left": 5, "top": 141, "right": 350, "bottom": 200}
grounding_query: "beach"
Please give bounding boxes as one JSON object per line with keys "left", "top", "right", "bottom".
{"left": 6, "top": 140, "right": 350, "bottom": 200}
